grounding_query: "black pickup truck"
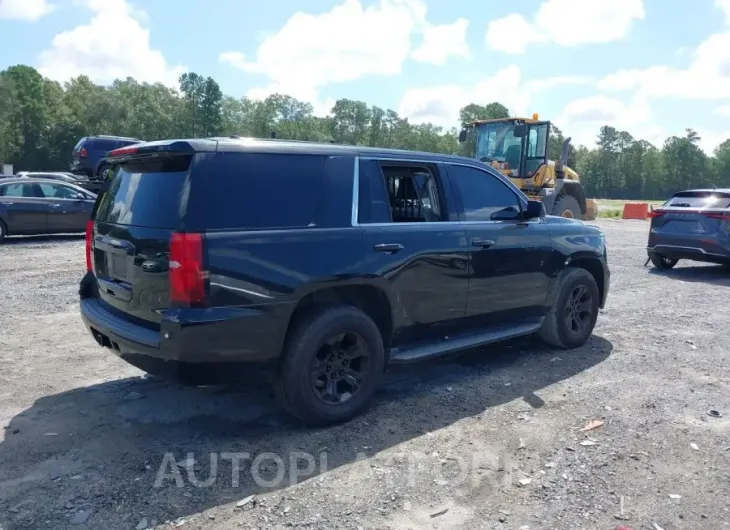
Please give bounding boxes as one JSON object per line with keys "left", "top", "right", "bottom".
{"left": 79, "top": 138, "right": 610, "bottom": 425}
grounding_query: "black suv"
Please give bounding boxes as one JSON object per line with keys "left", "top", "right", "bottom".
{"left": 70, "top": 135, "right": 141, "bottom": 180}
{"left": 79, "top": 138, "right": 610, "bottom": 425}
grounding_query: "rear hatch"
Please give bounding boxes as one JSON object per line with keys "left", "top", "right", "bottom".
{"left": 70, "top": 137, "right": 87, "bottom": 170}
{"left": 90, "top": 153, "right": 193, "bottom": 328}
{"left": 650, "top": 190, "right": 730, "bottom": 242}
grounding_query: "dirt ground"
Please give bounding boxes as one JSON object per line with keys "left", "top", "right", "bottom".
{"left": 1, "top": 220, "right": 729, "bottom": 530}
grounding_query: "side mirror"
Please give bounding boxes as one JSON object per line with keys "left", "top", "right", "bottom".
{"left": 458, "top": 129, "right": 467, "bottom": 143}
{"left": 490, "top": 206, "right": 521, "bottom": 221}
{"left": 524, "top": 200, "right": 546, "bottom": 219}
{"left": 513, "top": 124, "right": 525, "bottom": 137}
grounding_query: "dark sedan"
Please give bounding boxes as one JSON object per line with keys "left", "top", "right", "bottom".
{"left": 0, "top": 178, "right": 97, "bottom": 243}
{"left": 647, "top": 189, "right": 730, "bottom": 269}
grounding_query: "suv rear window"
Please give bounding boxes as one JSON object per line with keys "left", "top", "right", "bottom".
{"left": 85, "top": 138, "right": 119, "bottom": 150}
{"left": 665, "top": 191, "right": 730, "bottom": 209}
{"left": 185, "top": 152, "right": 327, "bottom": 230}
{"left": 94, "top": 156, "right": 191, "bottom": 229}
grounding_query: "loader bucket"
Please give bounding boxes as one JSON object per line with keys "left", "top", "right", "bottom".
{"left": 584, "top": 199, "right": 599, "bottom": 221}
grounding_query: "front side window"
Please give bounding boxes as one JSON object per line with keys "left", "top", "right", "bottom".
{"left": 447, "top": 164, "right": 522, "bottom": 221}
{"left": 475, "top": 122, "right": 522, "bottom": 166}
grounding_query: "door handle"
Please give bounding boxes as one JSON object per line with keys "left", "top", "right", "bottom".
{"left": 51, "top": 204, "right": 61, "bottom": 208}
{"left": 374, "top": 243, "right": 404, "bottom": 253}
{"left": 471, "top": 239, "right": 495, "bottom": 248}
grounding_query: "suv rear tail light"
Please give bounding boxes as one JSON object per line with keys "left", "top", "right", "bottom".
{"left": 109, "top": 145, "right": 139, "bottom": 157}
{"left": 85, "top": 220, "right": 94, "bottom": 272}
{"left": 169, "top": 232, "right": 208, "bottom": 307}
{"left": 79, "top": 147, "right": 88, "bottom": 158}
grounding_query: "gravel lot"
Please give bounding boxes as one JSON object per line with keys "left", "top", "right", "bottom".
{"left": 1, "top": 220, "right": 729, "bottom": 530}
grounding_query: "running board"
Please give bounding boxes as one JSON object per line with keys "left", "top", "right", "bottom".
{"left": 388, "top": 321, "right": 542, "bottom": 364}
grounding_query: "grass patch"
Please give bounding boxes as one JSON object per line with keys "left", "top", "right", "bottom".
{"left": 597, "top": 209, "right": 623, "bottom": 219}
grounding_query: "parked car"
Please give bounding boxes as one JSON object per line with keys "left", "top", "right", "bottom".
{"left": 70, "top": 135, "right": 141, "bottom": 180}
{"left": 0, "top": 178, "right": 96, "bottom": 242}
{"left": 647, "top": 188, "right": 730, "bottom": 269}
{"left": 16, "top": 171, "right": 104, "bottom": 194}
{"left": 78, "top": 138, "right": 610, "bottom": 425}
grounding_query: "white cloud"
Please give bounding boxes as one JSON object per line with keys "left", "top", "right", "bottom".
{"left": 556, "top": 93, "right": 660, "bottom": 147}
{"left": 716, "top": 0, "right": 730, "bottom": 24}
{"left": 486, "top": 0, "right": 644, "bottom": 54}
{"left": 411, "top": 18, "right": 471, "bottom": 65}
{"left": 220, "top": 0, "right": 470, "bottom": 106}
{"left": 37, "top": 0, "right": 185, "bottom": 87}
{"left": 0, "top": 0, "right": 55, "bottom": 20}
{"left": 398, "top": 66, "right": 593, "bottom": 126}
{"left": 715, "top": 105, "right": 730, "bottom": 117}
{"left": 557, "top": 95, "right": 730, "bottom": 153}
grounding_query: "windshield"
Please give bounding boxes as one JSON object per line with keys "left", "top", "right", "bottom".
{"left": 474, "top": 122, "right": 523, "bottom": 166}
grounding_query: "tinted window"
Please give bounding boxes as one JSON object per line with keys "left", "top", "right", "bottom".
{"left": 86, "top": 138, "right": 117, "bottom": 151}
{"left": 358, "top": 159, "right": 392, "bottom": 224}
{"left": 94, "top": 155, "right": 191, "bottom": 228}
{"left": 0, "top": 184, "right": 38, "bottom": 198}
{"left": 447, "top": 164, "right": 521, "bottom": 221}
{"left": 186, "top": 153, "right": 327, "bottom": 230}
{"left": 73, "top": 138, "right": 87, "bottom": 150}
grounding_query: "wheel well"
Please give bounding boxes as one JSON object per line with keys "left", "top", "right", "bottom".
{"left": 568, "top": 258, "right": 604, "bottom": 302}
{"left": 286, "top": 285, "right": 394, "bottom": 348}
{"left": 560, "top": 182, "right": 587, "bottom": 214}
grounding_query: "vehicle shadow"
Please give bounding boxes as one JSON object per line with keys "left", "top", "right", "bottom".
{"left": 0, "top": 335, "right": 612, "bottom": 528}
{"left": 2, "top": 234, "right": 84, "bottom": 246}
{"left": 648, "top": 263, "right": 730, "bottom": 286}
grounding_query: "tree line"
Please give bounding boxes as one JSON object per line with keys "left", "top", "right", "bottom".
{"left": 1, "top": 64, "right": 728, "bottom": 199}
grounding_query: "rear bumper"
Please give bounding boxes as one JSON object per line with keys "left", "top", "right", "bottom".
{"left": 80, "top": 281, "right": 291, "bottom": 384}
{"left": 647, "top": 230, "right": 730, "bottom": 264}
{"left": 647, "top": 244, "right": 730, "bottom": 264}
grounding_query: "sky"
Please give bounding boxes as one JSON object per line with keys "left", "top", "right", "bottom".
{"left": 1, "top": 0, "right": 730, "bottom": 153}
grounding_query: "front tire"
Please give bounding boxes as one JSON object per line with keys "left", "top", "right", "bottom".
{"left": 552, "top": 194, "right": 582, "bottom": 219}
{"left": 274, "top": 306, "right": 385, "bottom": 426}
{"left": 650, "top": 253, "right": 678, "bottom": 269}
{"left": 539, "top": 268, "right": 599, "bottom": 349}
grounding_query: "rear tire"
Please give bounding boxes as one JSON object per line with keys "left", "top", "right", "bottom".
{"left": 539, "top": 268, "right": 599, "bottom": 349}
{"left": 274, "top": 305, "right": 385, "bottom": 426}
{"left": 96, "top": 163, "right": 111, "bottom": 181}
{"left": 552, "top": 194, "right": 582, "bottom": 219}
{"left": 0, "top": 219, "right": 7, "bottom": 243}
{"left": 650, "top": 253, "right": 678, "bottom": 269}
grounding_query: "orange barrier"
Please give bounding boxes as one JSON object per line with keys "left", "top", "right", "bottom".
{"left": 622, "top": 202, "right": 650, "bottom": 220}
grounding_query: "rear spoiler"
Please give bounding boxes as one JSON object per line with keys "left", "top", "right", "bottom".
{"left": 106, "top": 139, "right": 217, "bottom": 162}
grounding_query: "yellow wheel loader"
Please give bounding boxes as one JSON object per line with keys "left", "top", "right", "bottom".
{"left": 458, "top": 115, "right": 597, "bottom": 220}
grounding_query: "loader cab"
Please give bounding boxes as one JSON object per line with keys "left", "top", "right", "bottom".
{"left": 459, "top": 118, "right": 550, "bottom": 179}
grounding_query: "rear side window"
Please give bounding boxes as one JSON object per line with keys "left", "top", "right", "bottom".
{"left": 86, "top": 138, "right": 116, "bottom": 151}
{"left": 186, "top": 153, "right": 327, "bottom": 230}
{"left": 94, "top": 155, "right": 191, "bottom": 229}
{"left": 665, "top": 192, "right": 730, "bottom": 209}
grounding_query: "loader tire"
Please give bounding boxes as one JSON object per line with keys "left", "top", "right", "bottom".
{"left": 552, "top": 194, "right": 582, "bottom": 219}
